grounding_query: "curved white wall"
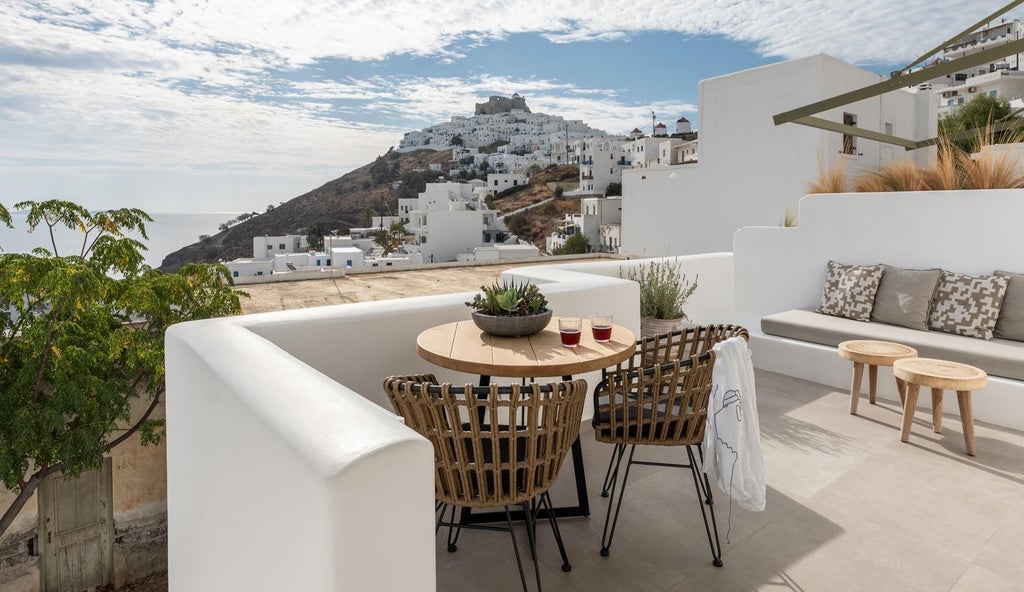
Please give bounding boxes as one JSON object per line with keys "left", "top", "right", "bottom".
{"left": 165, "top": 255, "right": 731, "bottom": 591}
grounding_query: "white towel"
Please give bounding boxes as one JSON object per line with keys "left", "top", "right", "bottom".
{"left": 702, "top": 336, "right": 766, "bottom": 513}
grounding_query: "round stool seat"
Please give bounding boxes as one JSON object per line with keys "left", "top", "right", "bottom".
{"left": 893, "top": 358, "right": 987, "bottom": 391}
{"left": 839, "top": 340, "right": 917, "bottom": 365}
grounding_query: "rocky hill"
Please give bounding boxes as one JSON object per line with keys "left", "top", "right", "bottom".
{"left": 158, "top": 149, "right": 582, "bottom": 272}
{"left": 158, "top": 149, "right": 452, "bottom": 272}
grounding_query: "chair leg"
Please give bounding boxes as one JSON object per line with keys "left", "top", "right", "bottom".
{"left": 696, "top": 445, "right": 714, "bottom": 506}
{"left": 445, "top": 505, "right": 462, "bottom": 552}
{"left": 504, "top": 506, "right": 532, "bottom": 592}
{"left": 687, "top": 446, "right": 724, "bottom": 567}
{"left": 600, "top": 444, "right": 637, "bottom": 557}
{"left": 520, "top": 501, "right": 544, "bottom": 592}
{"left": 539, "top": 491, "right": 572, "bottom": 572}
{"left": 599, "top": 443, "right": 623, "bottom": 497}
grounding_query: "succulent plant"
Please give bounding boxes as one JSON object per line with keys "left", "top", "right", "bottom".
{"left": 466, "top": 280, "right": 549, "bottom": 316}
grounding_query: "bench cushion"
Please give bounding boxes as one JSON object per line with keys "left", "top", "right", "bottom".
{"left": 762, "top": 309, "right": 1024, "bottom": 381}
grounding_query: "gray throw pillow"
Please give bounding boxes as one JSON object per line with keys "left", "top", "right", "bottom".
{"left": 995, "top": 271, "right": 1024, "bottom": 341}
{"left": 928, "top": 270, "right": 1009, "bottom": 340}
{"left": 816, "top": 261, "right": 884, "bottom": 322}
{"left": 871, "top": 266, "right": 942, "bottom": 330}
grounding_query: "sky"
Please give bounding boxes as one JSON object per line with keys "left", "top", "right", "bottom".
{"left": 0, "top": 0, "right": 1018, "bottom": 213}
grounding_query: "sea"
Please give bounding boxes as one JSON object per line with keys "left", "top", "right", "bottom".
{"left": 0, "top": 212, "right": 242, "bottom": 269}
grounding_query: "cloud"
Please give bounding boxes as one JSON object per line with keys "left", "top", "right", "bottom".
{"left": 0, "top": 0, "right": 1018, "bottom": 211}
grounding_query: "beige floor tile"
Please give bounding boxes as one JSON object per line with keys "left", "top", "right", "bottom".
{"left": 949, "top": 564, "right": 1023, "bottom": 592}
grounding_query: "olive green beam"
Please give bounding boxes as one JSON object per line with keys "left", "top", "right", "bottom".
{"left": 895, "top": 0, "right": 1024, "bottom": 76}
{"left": 790, "top": 116, "right": 921, "bottom": 149}
{"left": 791, "top": 115, "right": 1024, "bottom": 151}
{"left": 773, "top": 37, "right": 1024, "bottom": 127}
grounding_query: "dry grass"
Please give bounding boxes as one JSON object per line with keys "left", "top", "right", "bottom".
{"left": 807, "top": 156, "right": 847, "bottom": 194}
{"left": 921, "top": 139, "right": 966, "bottom": 190}
{"left": 852, "top": 159, "right": 927, "bottom": 192}
{"left": 822, "top": 129, "right": 1024, "bottom": 193}
{"left": 782, "top": 206, "right": 798, "bottom": 227}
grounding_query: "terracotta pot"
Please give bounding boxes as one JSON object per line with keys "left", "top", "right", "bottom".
{"left": 640, "top": 316, "right": 687, "bottom": 339}
{"left": 471, "top": 309, "right": 552, "bottom": 337}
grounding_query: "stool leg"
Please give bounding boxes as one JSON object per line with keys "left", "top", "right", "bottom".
{"left": 895, "top": 377, "right": 907, "bottom": 407}
{"left": 931, "top": 388, "right": 943, "bottom": 433}
{"left": 957, "top": 391, "right": 976, "bottom": 457}
{"left": 849, "top": 362, "right": 865, "bottom": 415}
{"left": 868, "top": 365, "right": 878, "bottom": 404}
{"left": 900, "top": 383, "right": 920, "bottom": 443}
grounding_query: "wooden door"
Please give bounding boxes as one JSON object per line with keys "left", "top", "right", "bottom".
{"left": 38, "top": 458, "right": 114, "bottom": 591}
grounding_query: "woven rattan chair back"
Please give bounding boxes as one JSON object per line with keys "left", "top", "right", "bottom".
{"left": 618, "top": 324, "right": 748, "bottom": 373}
{"left": 593, "top": 353, "right": 716, "bottom": 447}
{"left": 384, "top": 375, "right": 588, "bottom": 509}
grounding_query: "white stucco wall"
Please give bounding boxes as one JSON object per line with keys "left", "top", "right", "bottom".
{"left": 621, "top": 54, "right": 936, "bottom": 258}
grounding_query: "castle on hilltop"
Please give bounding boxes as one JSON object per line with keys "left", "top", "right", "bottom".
{"left": 475, "top": 93, "right": 531, "bottom": 115}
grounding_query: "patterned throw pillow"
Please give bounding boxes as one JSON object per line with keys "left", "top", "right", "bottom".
{"left": 816, "top": 261, "right": 884, "bottom": 321}
{"left": 928, "top": 271, "right": 1009, "bottom": 340}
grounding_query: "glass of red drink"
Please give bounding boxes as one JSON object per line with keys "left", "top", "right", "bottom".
{"left": 558, "top": 317, "right": 582, "bottom": 348}
{"left": 590, "top": 314, "right": 614, "bottom": 343}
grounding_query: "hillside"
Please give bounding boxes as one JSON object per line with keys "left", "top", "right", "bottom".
{"left": 158, "top": 153, "right": 581, "bottom": 272}
{"left": 158, "top": 149, "right": 452, "bottom": 271}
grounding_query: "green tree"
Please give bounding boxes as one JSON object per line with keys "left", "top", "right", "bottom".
{"left": 605, "top": 182, "right": 622, "bottom": 197}
{"left": 0, "top": 200, "right": 244, "bottom": 538}
{"left": 938, "top": 94, "right": 1017, "bottom": 151}
{"left": 450, "top": 134, "right": 464, "bottom": 146}
{"left": 306, "top": 222, "right": 328, "bottom": 251}
{"left": 371, "top": 221, "right": 408, "bottom": 256}
{"left": 361, "top": 206, "right": 377, "bottom": 227}
{"left": 553, "top": 232, "right": 589, "bottom": 255}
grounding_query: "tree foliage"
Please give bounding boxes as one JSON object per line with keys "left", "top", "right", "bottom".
{"left": 604, "top": 182, "right": 622, "bottom": 197}
{"left": 371, "top": 221, "right": 408, "bottom": 256}
{"left": 0, "top": 200, "right": 244, "bottom": 538}
{"left": 938, "top": 94, "right": 1018, "bottom": 151}
{"left": 553, "top": 232, "right": 589, "bottom": 255}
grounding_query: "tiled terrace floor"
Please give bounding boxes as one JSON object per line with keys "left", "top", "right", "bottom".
{"left": 438, "top": 370, "right": 1024, "bottom": 592}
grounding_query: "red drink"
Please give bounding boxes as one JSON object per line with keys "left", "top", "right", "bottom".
{"left": 592, "top": 325, "right": 612, "bottom": 342}
{"left": 560, "top": 329, "right": 582, "bottom": 347}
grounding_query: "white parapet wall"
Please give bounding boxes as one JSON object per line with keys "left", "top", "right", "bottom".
{"left": 733, "top": 189, "right": 1024, "bottom": 431}
{"left": 166, "top": 255, "right": 733, "bottom": 591}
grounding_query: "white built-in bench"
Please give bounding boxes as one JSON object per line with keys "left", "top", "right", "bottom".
{"left": 733, "top": 189, "right": 1024, "bottom": 432}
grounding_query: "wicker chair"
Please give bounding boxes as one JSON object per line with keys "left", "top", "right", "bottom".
{"left": 592, "top": 353, "right": 725, "bottom": 566}
{"left": 384, "top": 374, "right": 589, "bottom": 592}
{"left": 598, "top": 324, "right": 749, "bottom": 496}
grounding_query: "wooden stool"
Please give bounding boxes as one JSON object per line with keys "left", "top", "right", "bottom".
{"left": 838, "top": 340, "right": 917, "bottom": 415}
{"left": 893, "top": 358, "right": 987, "bottom": 456}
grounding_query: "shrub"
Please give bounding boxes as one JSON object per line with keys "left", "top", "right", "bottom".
{"left": 622, "top": 260, "right": 698, "bottom": 320}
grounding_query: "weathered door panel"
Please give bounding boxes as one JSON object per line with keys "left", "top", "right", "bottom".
{"left": 39, "top": 458, "right": 114, "bottom": 592}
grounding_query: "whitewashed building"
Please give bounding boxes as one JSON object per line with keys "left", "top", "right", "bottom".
{"left": 546, "top": 196, "right": 622, "bottom": 254}
{"left": 570, "top": 137, "right": 631, "bottom": 196}
{"left": 486, "top": 173, "right": 529, "bottom": 195}
{"left": 621, "top": 53, "right": 936, "bottom": 257}
{"left": 403, "top": 182, "right": 509, "bottom": 263}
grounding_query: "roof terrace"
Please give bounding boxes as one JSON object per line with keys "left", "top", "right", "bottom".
{"left": 166, "top": 189, "right": 1024, "bottom": 591}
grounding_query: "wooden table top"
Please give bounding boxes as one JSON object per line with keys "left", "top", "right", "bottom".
{"left": 893, "top": 357, "right": 988, "bottom": 391}
{"left": 417, "top": 318, "right": 636, "bottom": 378}
{"left": 838, "top": 340, "right": 918, "bottom": 365}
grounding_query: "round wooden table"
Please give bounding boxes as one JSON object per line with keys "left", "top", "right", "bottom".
{"left": 838, "top": 340, "right": 918, "bottom": 415}
{"left": 417, "top": 318, "right": 637, "bottom": 380}
{"left": 893, "top": 357, "right": 987, "bottom": 456}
